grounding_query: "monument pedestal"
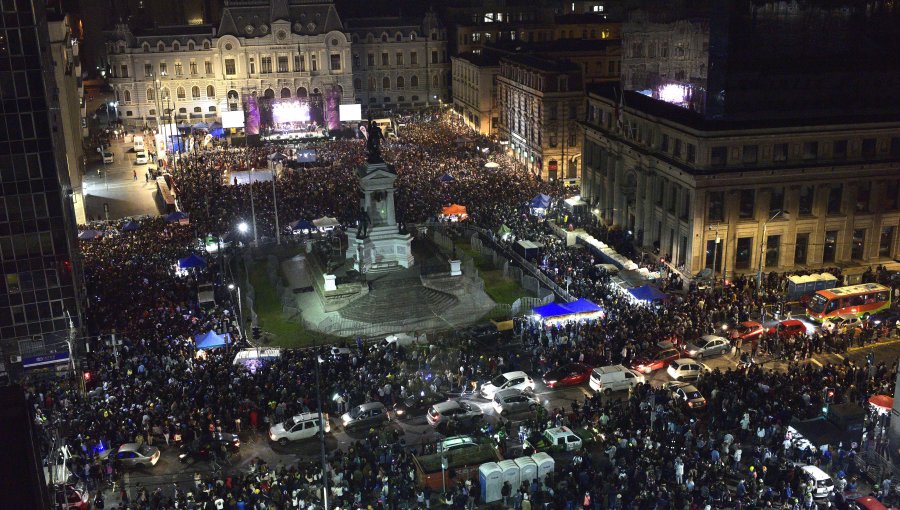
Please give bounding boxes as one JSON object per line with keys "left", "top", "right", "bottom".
{"left": 346, "top": 160, "right": 414, "bottom": 274}
{"left": 347, "top": 227, "right": 414, "bottom": 273}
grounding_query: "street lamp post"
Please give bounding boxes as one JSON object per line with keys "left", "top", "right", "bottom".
{"left": 757, "top": 209, "right": 787, "bottom": 319}
{"left": 709, "top": 224, "right": 721, "bottom": 286}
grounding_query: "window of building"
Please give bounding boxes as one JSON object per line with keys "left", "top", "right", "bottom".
{"left": 147, "top": 88, "right": 155, "bottom": 101}
{"left": 827, "top": 185, "right": 842, "bottom": 215}
{"left": 794, "top": 233, "right": 809, "bottom": 265}
{"left": 568, "top": 131, "right": 576, "bottom": 147}
{"left": 384, "top": 96, "right": 391, "bottom": 103}
{"left": 410, "top": 75, "right": 419, "bottom": 87}
{"left": 261, "top": 57, "right": 272, "bottom": 73}
{"left": 881, "top": 226, "right": 895, "bottom": 258}
{"left": 382, "top": 76, "right": 390, "bottom": 90}
{"left": 798, "top": 185, "right": 814, "bottom": 215}
{"left": 120, "top": 64, "right": 129, "bottom": 78}
{"left": 549, "top": 134, "right": 557, "bottom": 148}
{"left": 856, "top": 181, "right": 871, "bottom": 213}
{"left": 144, "top": 63, "right": 152, "bottom": 77}
{"left": 769, "top": 187, "right": 784, "bottom": 216}
{"left": 178, "top": 107, "right": 186, "bottom": 114}
{"left": 674, "top": 139, "right": 683, "bottom": 158}
{"left": 311, "top": 54, "right": 318, "bottom": 71}
{"left": 330, "top": 54, "right": 341, "bottom": 70}
{"left": 708, "top": 191, "right": 724, "bottom": 222}
{"left": 735, "top": 237, "right": 753, "bottom": 270}
{"left": 411, "top": 52, "right": 418, "bottom": 65}
{"left": 885, "top": 181, "right": 899, "bottom": 211}
{"left": 397, "top": 76, "right": 404, "bottom": 89}
{"left": 892, "top": 137, "right": 900, "bottom": 158}
{"left": 738, "top": 189, "right": 755, "bottom": 219}
{"left": 773, "top": 143, "right": 788, "bottom": 162}
{"left": 862, "top": 138, "right": 876, "bottom": 159}
{"left": 823, "top": 230, "right": 838, "bottom": 263}
{"left": 432, "top": 51, "right": 438, "bottom": 64}
{"left": 189, "top": 62, "right": 197, "bottom": 75}
{"left": 276, "top": 56, "right": 288, "bottom": 73}
{"left": 176, "top": 86, "right": 185, "bottom": 99}
{"left": 352, "top": 53, "right": 359, "bottom": 70}
{"left": 742, "top": 144, "right": 758, "bottom": 164}
{"left": 193, "top": 106, "right": 201, "bottom": 113}
{"left": 224, "top": 59, "right": 235, "bottom": 75}
{"left": 833, "top": 140, "right": 847, "bottom": 159}
{"left": 189, "top": 86, "right": 198, "bottom": 98}
{"left": 395, "top": 52, "right": 404, "bottom": 66}
{"left": 206, "top": 85, "right": 214, "bottom": 98}
{"left": 204, "top": 61, "right": 212, "bottom": 74}
{"left": 173, "top": 63, "right": 182, "bottom": 76}
{"left": 765, "top": 235, "right": 780, "bottom": 268}
{"left": 851, "top": 229, "right": 866, "bottom": 259}
{"left": 381, "top": 52, "right": 389, "bottom": 66}
{"left": 802, "top": 141, "right": 818, "bottom": 160}
{"left": 710, "top": 146, "right": 726, "bottom": 166}
{"left": 705, "top": 239, "right": 722, "bottom": 271}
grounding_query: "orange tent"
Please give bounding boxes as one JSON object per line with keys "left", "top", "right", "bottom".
{"left": 441, "top": 204, "right": 468, "bottom": 217}
{"left": 868, "top": 394, "right": 894, "bottom": 410}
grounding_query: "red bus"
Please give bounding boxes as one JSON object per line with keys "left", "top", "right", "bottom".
{"left": 807, "top": 283, "right": 891, "bottom": 321}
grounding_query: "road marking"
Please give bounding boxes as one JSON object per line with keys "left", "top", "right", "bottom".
{"left": 847, "top": 338, "right": 900, "bottom": 352}
{"left": 809, "top": 358, "right": 823, "bottom": 367}
{"left": 835, "top": 354, "right": 844, "bottom": 360}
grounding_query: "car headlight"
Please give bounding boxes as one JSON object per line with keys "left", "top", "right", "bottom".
{"left": 545, "top": 380, "right": 557, "bottom": 386}
{"left": 396, "top": 409, "right": 405, "bottom": 415}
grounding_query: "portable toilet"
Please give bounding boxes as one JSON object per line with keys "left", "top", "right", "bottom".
{"left": 515, "top": 456, "right": 538, "bottom": 486}
{"left": 479, "top": 462, "right": 503, "bottom": 503}
{"left": 532, "top": 451, "right": 555, "bottom": 480}
{"left": 497, "top": 459, "right": 520, "bottom": 493}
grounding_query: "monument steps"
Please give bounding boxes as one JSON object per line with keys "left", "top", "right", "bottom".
{"left": 337, "top": 276, "right": 459, "bottom": 324}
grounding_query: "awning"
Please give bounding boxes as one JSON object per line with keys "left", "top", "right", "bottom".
{"left": 532, "top": 302, "right": 573, "bottom": 318}
{"left": 77, "top": 229, "right": 102, "bottom": 240}
{"left": 484, "top": 162, "right": 500, "bottom": 169}
{"left": 563, "top": 298, "right": 603, "bottom": 314}
{"left": 441, "top": 204, "right": 467, "bottom": 216}
{"left": 178, "top": 253, "right": 206, "bottom": 269}
{"left": 121, "top": 220, "right": 140, "bottom": 232}
{"left": 290, "top": 219, "right": 316, "bottom": 231}
{"left": 869, "top": 394, "right": 894, "bottom": 410}
{"left": 194, "top": 330, "right": 230, "bottom": 350}
{"left": 533, "top": 299, "right": 603, "bottom": 319}
{"left": 165, "top": 211, "right": 189, "bottom": 223}
{"left": 192, "top": 122, "right": 209, "bottom": 130}
{"left": 627, "top": 284, "right": 668, "bottom": 302}
{"left": 530, "top": 194, "right": 551, "bottom": 209}
{"left": 312, "top": 217, "right": 340, "bottom": 228}
{"left": 438, "top": 173, "right": 455, "bottom": 183}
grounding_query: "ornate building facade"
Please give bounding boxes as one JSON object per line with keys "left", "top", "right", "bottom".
{"left": 104, "top": 0, "right": 356, "bottom": 126}
{"left": 345, "top": 13, "right": 450, "bottom": 114}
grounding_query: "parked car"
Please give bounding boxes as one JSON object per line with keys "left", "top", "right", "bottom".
{"left": 800, "top": 465, "right": 834, "bottom": 499}
{"left": 588, "top": 365, "right": 645, "bottom": 394}
{"left": 393, "top": 389, "right": 447, "bottom": 419}
{"left": 340, "top": 402, "right": 389, "bottom": 430}
{"left": 632, "top": 346, "right": 685, "bottom": 374}
{"left": 683, "top": 335, "right": 731, "bottom": 359}
{"left": 523, "top": 426, "right": 584, "bottom": 454}
{"left": 729, "top": 321, "right": 764, "bottom": 342}
{"left": 102, "top": 150, "right": 114, "bottom": 164}
{"left": 492, "top": 388, "right": 539, "bottom": 416}
{"left": 822, "top": 314, "right": 863, "bottom": 334}
{"left": 853, "top": 496, "right": 894, "bottom": 510}
{"left": 480, "top": 370, "right": 535, "bottom": 400}
{"left": 766, "top": 319, "right": 807, "bottom": 338}
{"left": 134, "top": 150, "right": 149, "bottom": 164}
{"left": 54, "top": 483, "right": 90, "bottom": 510}
{"left": 666, "top": 359, "right": 709, "bottom": 382}
{"left": 269, "top": 412, "right": 330, "bottom": 445}
{"left": 437, "top": 435, "right": 479, "bottom": 453}
{"left": 542, "top": 362, "right": 593, "bottom": 388}
{"left": 665, "top": 382, "right": 707, "bottom": 410}
{"left": 113, "top": 443, "right": 160, "bottom": 468}
{"left": 426, "top": 399, "right": 483, "bottom": 428}
{"left": 868, "top": 309, "right": 900, "bottom": 328}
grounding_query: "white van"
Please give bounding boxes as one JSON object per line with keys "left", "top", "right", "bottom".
{"left": 589, "top": 365, "right": 645, "bottom": 394}
{"left": 269, "top": 412, "right": 330, "bottom": 445}
{"left": 133, "top": 135, "right": 145, "bottom": 152}
{"left": 801, "top": 465, "right": 834, "bottom": 498}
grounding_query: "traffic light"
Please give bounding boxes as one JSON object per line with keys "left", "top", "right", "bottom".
{"left": 823, "top": 387, "right": 835, "bottom": 404}
{"left": 82, "top": 371, "right": 92, "bottom": 383}
{"left": 252, "top": 326, "right": 261, "bottom": 341}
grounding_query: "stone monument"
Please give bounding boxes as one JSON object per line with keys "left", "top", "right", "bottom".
{"left": 346, "top": 121, "right": 414, "bottom": 273}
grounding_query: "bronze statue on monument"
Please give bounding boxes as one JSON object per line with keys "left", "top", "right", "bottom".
{"left": 365, "top": 120, "right": 385, "bottom": 163}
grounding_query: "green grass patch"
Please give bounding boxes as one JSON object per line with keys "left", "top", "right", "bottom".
{"left": 454, "top": 240, "right": 530, "bottom": 306}
{"left": 242, "top": 260, "right": 336, "bottom": 348}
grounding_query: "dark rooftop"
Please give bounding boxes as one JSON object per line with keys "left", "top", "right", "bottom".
{"left": 454, "top": 51, "right": 502, "bottom": 67}
{"left": 500, "top": 53, "right": 580, "bottom": 74}
{"left": 134, "top": 24, "right": 215, "bottom": 37}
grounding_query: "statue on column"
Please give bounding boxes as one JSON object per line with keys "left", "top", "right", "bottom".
{"left": 365, "top": 120, "right": 385, "bottom": 163}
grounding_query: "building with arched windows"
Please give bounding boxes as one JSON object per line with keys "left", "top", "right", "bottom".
{"left": 344, "top": 11, "right": 449, "bottom": 114}
{"left": 104, "top": 0, "right": 355, "bottom": 126}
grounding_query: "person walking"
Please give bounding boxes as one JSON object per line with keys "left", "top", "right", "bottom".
{"left": 502, "top": 480, "right": 512, "bottom": 507}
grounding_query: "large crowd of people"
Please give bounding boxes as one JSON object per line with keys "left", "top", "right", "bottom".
{"left": 26, "top": 113, "right": 899, "bottom": 510}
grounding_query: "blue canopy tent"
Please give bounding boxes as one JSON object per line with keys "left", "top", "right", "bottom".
{"left": 178, "top": 253, "right": 206, "bottom": 269}
{"left": 532, "top": 302, "right": 573, "bottom": 319}
{"left": 438, "top": 173, "right": 455, "bottom": 183}
{"left": 563, "top": 298, "right": 603, "bottom": 314}
{"left": 122, "top": 220, "right": 140, "bottom": 232}
{"left": 530, "top": 194, "right": 552, "bottom": 216}
{"left": 77, "top": 229, "right": 102, "bottom": 240}
{"left": 165, "top": 211, "right": 189, "bottom": 222}
{"left": 209, "top": 122, "right": 225, "bottom": 138}
{"left": 269, "top": 153, "right": 288, "bottom": 162}
{"left": 195, "top": 330, "right": 230, "bottom": 350}
{"left": 192, "top": 122, "right": 209, "bottom": 131}
{"left": 627, "top": 285, "right": 668, "bottom": 303}
{"left": 290, "top": 219, "right": 316, "bottom": 233}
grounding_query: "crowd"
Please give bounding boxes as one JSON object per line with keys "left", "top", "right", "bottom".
{"left": 24, "top": 112, "right": 899, "bottom": 510}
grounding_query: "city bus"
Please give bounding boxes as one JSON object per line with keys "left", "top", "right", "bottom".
{"left": 806, "top": 283, "right": 891, "bottom": 321}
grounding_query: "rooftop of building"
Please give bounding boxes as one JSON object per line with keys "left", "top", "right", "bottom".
{"left": 553, "top": 12, "right": 617, "bottom": 24}
{"left": 133, "top": 24, "right": 215, "bottom": 37}
{"left": 453, "top": 51, "right": 502, "bottom": 67}
{"left": 586, "top": 83, "right": 900, "bottom": 132}
{"left": 500, "top": 53, "right": 581, "bottom": 74}
{"left": 489, "top": 37, "right": 620, "bottom": 54}
{"left": 345, "top": 16, "right": 426, "bottom": 30}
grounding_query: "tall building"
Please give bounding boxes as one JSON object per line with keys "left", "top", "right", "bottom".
{"left": 344, "top": 12, "right": 450, "bottom": 114}
{"left": 582, "top": 0, "right": 900, "bottom": 276}
{"left": 0, "top": 1, "right": 86, "bottom": 363}
{"left": 451, "top": 51, "right": 501, "bottom": 136}
{"left": 105, "top": 0, "right": 355, "bottom": 127}
{"left": 497, "top": 54, "right": 583, "bottom": 183}
{"left": 49, "top": 14, "right": 88, "bottom": 224}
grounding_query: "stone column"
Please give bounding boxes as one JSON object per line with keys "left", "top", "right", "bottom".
{"left": 386, "top": 189, "right": 396, "bottom": 225}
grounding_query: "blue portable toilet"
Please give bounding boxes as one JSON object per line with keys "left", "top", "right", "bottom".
{"left": 479, "top": 462, "right": 502, "bottom": 503}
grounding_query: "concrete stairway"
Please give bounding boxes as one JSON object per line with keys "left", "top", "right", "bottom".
{"left": 337, "top": 275, "right": 459, "bottom": 324}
